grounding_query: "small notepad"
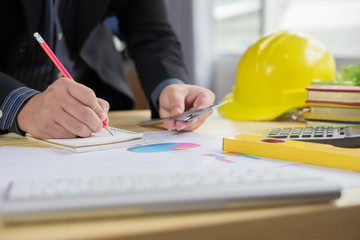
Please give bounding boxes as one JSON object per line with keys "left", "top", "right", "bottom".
{"left": 27, "top": 127, "right": 145, "bottom": 153}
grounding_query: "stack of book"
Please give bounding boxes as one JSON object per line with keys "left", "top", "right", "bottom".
{"left": 305, "top": 85, "right": 360, "bottom": 127}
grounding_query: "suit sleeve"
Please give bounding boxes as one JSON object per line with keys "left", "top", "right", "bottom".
{"left": 0, "top": 72, "right": 40, "bottom": 135}
{"left": 0, "top": 72, "right": 24, "bottom": 134}
{"left": 0, "top": 72, "right": 26, "bottom": 103}
{"left": 114, "top": 0, "right": 189, "bottom": 117}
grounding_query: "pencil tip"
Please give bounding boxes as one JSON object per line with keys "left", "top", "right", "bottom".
{"left": 104, "top": 125, "right": 113, "bottom": 136}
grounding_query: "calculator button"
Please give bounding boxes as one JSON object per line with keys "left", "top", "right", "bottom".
{"left": 303, "top": 128, "right": 314, "bottom": 134}
{"left": 314, "top": 128, "right": 325, "bottom": 135}
{"left": 272, "top": 135, "right": 288, "bottom": 139}
{"left": 315, "top": 128, "right": 324, "bottom": 133}
{"left": 280, "top": 129, "right": 291, "bottom": 134}
{"left": 301, "top": 134, "right": 311, "bottom": 138}
{"left": 269, "top": 128, "right": 281, "bottom": 134}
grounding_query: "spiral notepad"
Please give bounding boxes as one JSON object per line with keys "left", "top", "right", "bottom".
{"left": 27, "top": 127, "right": 144, "bottom": 153}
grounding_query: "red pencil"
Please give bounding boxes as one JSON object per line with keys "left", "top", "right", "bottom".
{"left": 33, "top": 32, "right": 113, "bottom": 136}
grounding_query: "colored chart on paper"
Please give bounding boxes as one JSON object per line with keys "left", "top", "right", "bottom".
{"left": 128, "top": 143, "right": 200, "bottom": 153}
{"left": 222, "top": 151, "right": 260, "bottom": 159}
{"left": 202, "top": 154, "right": 234, "bottom": 163}
{"left": 202, "top": 152, "right": 260, "bottom": 163}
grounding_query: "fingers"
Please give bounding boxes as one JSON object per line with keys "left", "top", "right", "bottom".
{"left": 159, "top": 84, "right": 190, "bottom": 131}
{"left": 97, "top": 98, "right": 110, "bottom": 123}
{"left": 53, "top": 104, "right": 95, "bottom": 137}
{"left": 159, "top": 84, "right": 186, "bottom": 118}
{"left": 159, "top": 84, "right": 215, "bottom": 131}
{"left": 17, "top": 78, "right": 110, "bottom": 139}
{"left": 177, "top": 90, "right": 215, "bottom": 131}
{"left": 66, "top": 80, "right": 108, "bottom": 123}
{"left": 45, "top": 90, "right": 101, "bottom": 135}
{"left": 187, "top": 89, "right": 216, "bottom": 110}
{"left": 46, "top": 79, "right": 103, "bottom": 133}
{"left": 178, "top": 110, "right": 213, "bottom": 132}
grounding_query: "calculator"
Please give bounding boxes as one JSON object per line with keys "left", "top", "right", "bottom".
{"left": 265, "top": 126, "right": 360, "bottom": 148}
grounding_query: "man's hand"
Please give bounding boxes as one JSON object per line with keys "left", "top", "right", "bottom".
{"left": 17, "top": 78, "right": 109, "bottom": 139}
{"left": 159, "top": 84, "right": 215, "bottom": 131}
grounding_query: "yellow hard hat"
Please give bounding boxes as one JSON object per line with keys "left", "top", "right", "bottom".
{"left": 218, "top": 30, "right": 336, "bottom": 121}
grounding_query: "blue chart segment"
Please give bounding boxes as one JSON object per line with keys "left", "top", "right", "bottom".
{"left": 127, "top": 143, "right": 201, "bottom": 153}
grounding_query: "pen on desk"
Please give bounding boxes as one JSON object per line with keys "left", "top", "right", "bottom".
{"left": 33, "top": 32, "right": 113, "bottom": 136}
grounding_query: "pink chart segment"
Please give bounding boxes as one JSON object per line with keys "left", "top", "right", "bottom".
{"left": 202, "top": 154, "right": 233, "bottom": 163}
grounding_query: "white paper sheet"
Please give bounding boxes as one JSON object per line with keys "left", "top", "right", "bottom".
{"left": 1, "top": 131, "right": 360, "bottom": 204}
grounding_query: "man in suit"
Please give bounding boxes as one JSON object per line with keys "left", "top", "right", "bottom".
{"left": 0, "top": 0, "right": 215, "bottom": 139}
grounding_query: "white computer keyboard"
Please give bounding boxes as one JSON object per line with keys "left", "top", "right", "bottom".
{"left": 1, "top": 168, "right": 341, "bottom": 223}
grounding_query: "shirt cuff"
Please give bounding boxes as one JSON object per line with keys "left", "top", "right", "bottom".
{"left": 150, "top": 78, "right": 185, "bottom": 111}
{"left": 0, "top": 87, "right": 40, "bottom": 136}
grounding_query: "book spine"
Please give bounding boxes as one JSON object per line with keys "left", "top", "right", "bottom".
{"left": 306, "top": 86, "right": 360, "bottom": 92}
{"left": 304, "top": 117, "right": 360, "bottom": 124}
{"left": 306, "top": 120, "right": 360, "bottom": 127}
{"left": 305, "top": 114, "right": 360, "bottom": 121}
{"left": 306, "top": 100, "right": 360, "bottom": 106}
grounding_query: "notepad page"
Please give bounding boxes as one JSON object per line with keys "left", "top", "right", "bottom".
{"left": 47, "top": 128, "right": 143, "bottom": 147}
{"left": 27, "top": 127, "right": 144, "bottom": 149}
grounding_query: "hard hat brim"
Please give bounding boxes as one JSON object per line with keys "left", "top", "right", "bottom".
{"left": 218, "top": 95, "right": 294, "bottom": 121}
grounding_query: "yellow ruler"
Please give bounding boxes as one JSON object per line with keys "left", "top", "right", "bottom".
{"left": 223, "top": 135, "right": 360, "bottom": 172}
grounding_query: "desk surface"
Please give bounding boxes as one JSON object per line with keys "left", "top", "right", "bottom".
{"left": 1, "top": 110, "right": 360, "bottom": 240}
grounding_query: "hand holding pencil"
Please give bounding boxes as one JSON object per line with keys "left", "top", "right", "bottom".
{"left": 16, "top": 33, "right": 112, "bottom": 139}
{"left": 33, "top": 32, "right": 112, "bottom": 136}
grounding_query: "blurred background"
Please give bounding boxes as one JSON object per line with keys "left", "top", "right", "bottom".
{"left": 164, "top": 0, "right": 360, "bottom": 101}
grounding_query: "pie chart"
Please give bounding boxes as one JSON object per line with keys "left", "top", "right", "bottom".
{"left": 127, "top": 143, "right": 200, "bottom": 153}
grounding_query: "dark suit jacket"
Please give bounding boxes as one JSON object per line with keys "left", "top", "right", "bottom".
{"left": 0, "top": 0, "right": 189, "bottom": 118}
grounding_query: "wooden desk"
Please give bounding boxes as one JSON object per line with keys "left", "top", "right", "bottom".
{"left": 1, "top": 110, "right": 360, "bottom": 240}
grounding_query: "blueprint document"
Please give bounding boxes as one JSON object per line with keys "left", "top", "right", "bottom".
{"left": 1, "top": 131, "right": 360, "bottom": 204}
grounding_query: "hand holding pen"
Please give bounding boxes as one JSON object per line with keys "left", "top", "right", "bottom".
{"left": 16, "top": 33, "right": 112, "bottom": 139}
